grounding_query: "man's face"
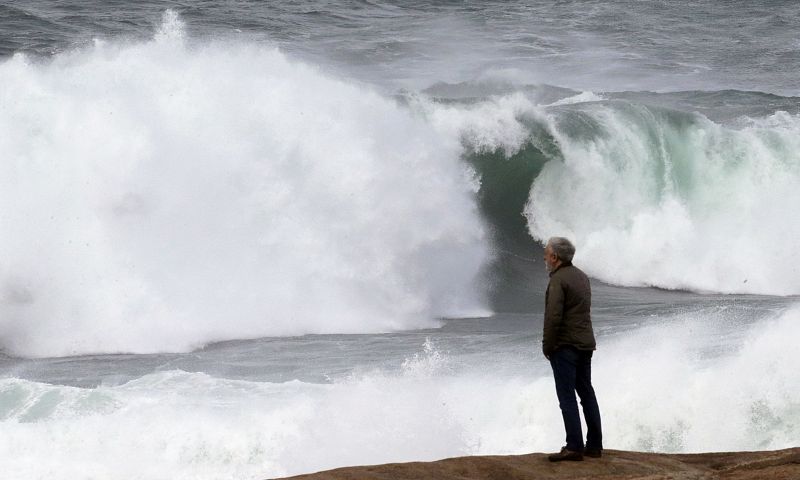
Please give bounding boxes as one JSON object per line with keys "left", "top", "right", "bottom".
{"left": 543, "top": 244, "right": 559, "bottom": 272}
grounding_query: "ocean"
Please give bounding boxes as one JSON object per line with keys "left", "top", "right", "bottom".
{"left": 0, "top": 1, "right": 798, "bottom": 479}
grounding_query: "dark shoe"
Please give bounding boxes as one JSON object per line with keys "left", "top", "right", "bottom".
{"left": 584, "top": 448, "right": 602, "bottom": 458}
{"left": 548, "top": 447, "right": 584, "bottom": 462}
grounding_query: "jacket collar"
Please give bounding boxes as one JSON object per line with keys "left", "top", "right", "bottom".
{"left": 549, "top": 261, "right": 573, "bottom": 277}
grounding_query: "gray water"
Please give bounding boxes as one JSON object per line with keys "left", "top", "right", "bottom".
{"left": 1, "top": 2, "right": 799, "bottom": 479}
{"left": 3, "top": 0, "right": 800, "bottom": 94}
{"left": 0, "top": 285, "right": 789, "bottom": 387}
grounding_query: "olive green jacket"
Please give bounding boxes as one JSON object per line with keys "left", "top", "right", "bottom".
{"left": 542, "top": 262, "right": 596, "bottom": 357}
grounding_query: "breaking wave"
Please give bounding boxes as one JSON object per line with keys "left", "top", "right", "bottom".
{"left": 0, "top": 12, "right": 489, "bottom": 357}
{"left": 3, "top": 11, "right": 800, "bottom": 357}
{"left": 416, "top": 87, "right": 800, "bottom": 296}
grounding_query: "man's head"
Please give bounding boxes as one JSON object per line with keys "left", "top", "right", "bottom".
{"left": 543, "top": 237, "right": 576, "bottom": 272}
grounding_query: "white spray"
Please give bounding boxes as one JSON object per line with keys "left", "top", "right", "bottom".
{"left": 0, "top": 12, "right": 489, "bottom": 357}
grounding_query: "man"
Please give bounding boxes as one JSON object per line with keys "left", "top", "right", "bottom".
{"left": 542, "top": 237, "right": 603, "bottom": 462}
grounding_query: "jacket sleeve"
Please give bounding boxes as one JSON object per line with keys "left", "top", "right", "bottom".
{"left": 542, "top": 276, "right": 564, "bottom": 357}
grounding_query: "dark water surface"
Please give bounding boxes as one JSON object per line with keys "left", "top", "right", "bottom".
{"left": 3, "top": 0, "right": 800, "bottom": 94}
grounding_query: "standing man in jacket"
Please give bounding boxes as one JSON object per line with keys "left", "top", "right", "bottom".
{"left": 542, "top": 237, "right": 603, "bottom": 462}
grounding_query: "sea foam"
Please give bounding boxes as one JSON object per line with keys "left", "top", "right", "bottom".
{"left": 0, "top": 12, "right": 489, "bottom": 357}
{"left": 415, "top": 88, "right": 800, "bottom": 295}
{"left": 521, "top": 101, "right": 800, "bottom": 295}
{"left": 2, "top": 306, "right": 798, "bottom": 479}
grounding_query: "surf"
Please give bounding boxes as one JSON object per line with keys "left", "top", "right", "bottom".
{"left": 3, "top": 10, "right": 800, "bottom": 358}
{"left": 415, "top": 87, "right": 800, "bottom": 296}
{"left": 0, "top": 12, "right": 489, "bottom": 358}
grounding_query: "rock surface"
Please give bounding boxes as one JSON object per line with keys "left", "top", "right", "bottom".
{"left": 274, "top": 447, "right": 800, "bottom": 480}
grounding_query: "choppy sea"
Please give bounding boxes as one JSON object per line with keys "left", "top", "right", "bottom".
{"left": 1, "top": 2, "right": 799, "bottom": 479}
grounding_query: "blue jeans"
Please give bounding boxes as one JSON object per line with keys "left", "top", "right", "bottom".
{"left": 550, "top": 346, "right": 603, "bottom": 451}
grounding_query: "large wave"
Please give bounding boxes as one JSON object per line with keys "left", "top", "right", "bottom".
{"left": 0, "top": 12, "right": 489, "bottom": 357}
{"left": 415, "top": 87, "right": 800, "bottom": 296}
{"left": 525, "top": 102, "right": 800, "bottom": 294}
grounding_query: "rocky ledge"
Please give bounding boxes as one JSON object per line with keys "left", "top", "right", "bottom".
{"left": 274, "top": 447, "right": 800, "bottom": 480}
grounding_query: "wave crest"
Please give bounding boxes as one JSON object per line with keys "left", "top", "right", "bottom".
{"left": 0, "top": 14, "right": 489, "bottom": 357}
{"left": 525, "top": 102, "right": 800, "bottom": 294}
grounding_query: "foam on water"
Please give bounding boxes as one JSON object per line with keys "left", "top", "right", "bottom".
{"left": 1, "top": 8, "right": 798, "bottom": 480}
{"left": 4, "top": 10, "right": 798, "bottom": 357}
{"left": 412, "top": 89, "right": 800, "bottom": 295}
{"left": 405, "top": 91, "right": 800, "bottom": 295}
{"left": 546, "top": 91, "right": 604, "bottom": 107}
{"left": 1, "top": 305, "right": 798, "bottom": 479}
{"left": 0, "top": 11, "right": 489, "bottom": 357}
{"left": 525, "top": 104, "right": 800, "bottom": 294}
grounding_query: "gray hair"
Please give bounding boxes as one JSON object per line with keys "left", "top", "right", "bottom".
{"left": 547, "top": 237, "right": 576, "bottom": 263}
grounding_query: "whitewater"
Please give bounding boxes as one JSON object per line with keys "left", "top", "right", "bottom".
{"left": 1, "top": 3, "right": 799, "bottom": 479}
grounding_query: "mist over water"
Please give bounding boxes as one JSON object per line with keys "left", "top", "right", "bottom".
{"left": 1, "top": 4, "right": 800, "bottom": 479}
